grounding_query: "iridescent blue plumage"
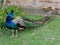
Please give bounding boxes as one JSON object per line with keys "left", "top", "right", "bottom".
{"left": 6, "top": 10, "right": 19, "bottom": 30}
{"left": 6, "top": 10, "right": 50, "bottom": 30}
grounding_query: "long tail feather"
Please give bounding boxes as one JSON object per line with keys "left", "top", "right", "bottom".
{"left": 22, "top": 16, "right": 50, "bottom": 24}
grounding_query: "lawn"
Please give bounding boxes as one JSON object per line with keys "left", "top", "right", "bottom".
{"left": 0, "top": 15, "right": 60, "bottom": 45}
{"left": 0, "top": 6, "right": 60, "bottom": 45}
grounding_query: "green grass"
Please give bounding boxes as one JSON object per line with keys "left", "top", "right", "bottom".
{"left": 0, "top": 16, "right": 60, "bottom": 45}
{"left": 0, "top": 6, "right": 60, "bottom": 45}
{"left": 24, "top": 14, "right": 44, "bottom": 20}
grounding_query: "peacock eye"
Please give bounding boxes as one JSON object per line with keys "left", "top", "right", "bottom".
{"left": 6, "top": 12, "right": 8, "bottom": 14}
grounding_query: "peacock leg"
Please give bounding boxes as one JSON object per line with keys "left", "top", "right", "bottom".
{"left": 15, "top": 30, "right": 18, "bottom": 37}
{"left": 11, "top": 30, "right": 14, "bottom": 38}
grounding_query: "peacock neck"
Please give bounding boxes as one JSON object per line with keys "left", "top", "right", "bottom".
{"left": 6, "top": 13, "right": 14, "bottom": 22}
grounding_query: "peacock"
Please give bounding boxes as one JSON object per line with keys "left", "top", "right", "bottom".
{"left": 6, "top": 10, "right": 50, "bottom": 37}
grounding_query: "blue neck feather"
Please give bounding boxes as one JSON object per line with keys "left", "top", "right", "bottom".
{"left": 6, "top": 12, "right": 14, "bottom": 22}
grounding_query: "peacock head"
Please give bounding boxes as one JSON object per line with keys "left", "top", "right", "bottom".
{"left": 8, "top": 10, "right": 14, "bottom": 17}
{"left": 11, "top": 10, "right": 14, "bottom": 14}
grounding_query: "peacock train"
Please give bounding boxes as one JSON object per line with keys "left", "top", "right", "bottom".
{"left": 6, "top": 10, "right": 50, "bottom": 37}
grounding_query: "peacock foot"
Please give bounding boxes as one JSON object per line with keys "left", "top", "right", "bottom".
{"left": 10, "top": 35, "right": 14, "bottom": 38}
{"left": 15, "top": 35, "right": 18, "bottom": 37}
